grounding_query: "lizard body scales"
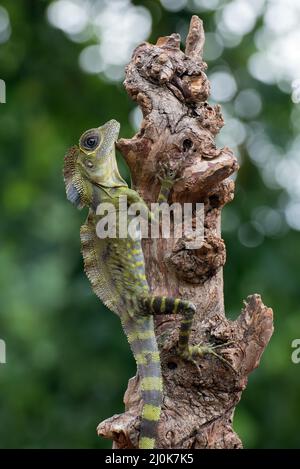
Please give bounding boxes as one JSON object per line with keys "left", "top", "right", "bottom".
{"left": 63, "top": 119, "right": 224, "bottom": 449}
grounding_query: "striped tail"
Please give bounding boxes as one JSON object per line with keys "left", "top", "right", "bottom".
{"left": 122, "top": 315, "right": 163, "bottom": 449}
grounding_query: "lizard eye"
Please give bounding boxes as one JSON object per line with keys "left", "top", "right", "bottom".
{"left": 85, "top": 135, "right": 99, "bottom": 150}
{"left": 81, "top": 132, "right": 100, "bottom": 151}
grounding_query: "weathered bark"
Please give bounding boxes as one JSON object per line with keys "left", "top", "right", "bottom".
{"left": 97, "top": 16, "right": 273, "bottom": 449}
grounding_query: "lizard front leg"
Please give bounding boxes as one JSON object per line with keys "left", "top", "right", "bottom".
{"left": 156, "top": 162, "right": 183, "bottom": 204}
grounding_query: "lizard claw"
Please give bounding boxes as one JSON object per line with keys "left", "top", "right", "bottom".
{"left": 178, "top": 341, "right": 236, "bottom": 374}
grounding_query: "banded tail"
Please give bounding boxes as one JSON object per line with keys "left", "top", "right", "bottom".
{"left": 122, "top": 315, "right": 163, "bottom": 449}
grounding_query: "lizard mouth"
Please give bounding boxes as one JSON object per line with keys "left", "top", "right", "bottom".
{"left": 98, "top": 119, "right": 120, "bottom": 148}
{"left": 101, "top": 119, "right": 120, "bottom": 138}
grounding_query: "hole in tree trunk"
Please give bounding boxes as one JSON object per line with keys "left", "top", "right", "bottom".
{"left": 182, "top": 139, "right": 193, "bottom": 152}
{"left": 167, "top": 361, "right": 178, "bottom": 370}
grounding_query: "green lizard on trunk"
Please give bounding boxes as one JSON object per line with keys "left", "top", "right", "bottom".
{"left": 63, "top": 119, "right": 232, "bottom": 449}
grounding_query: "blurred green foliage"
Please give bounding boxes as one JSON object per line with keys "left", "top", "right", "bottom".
{"left": 0, "top": 0, "right": 299, "bottom": 449}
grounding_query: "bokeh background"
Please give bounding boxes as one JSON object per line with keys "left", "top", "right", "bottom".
{"left": 1, "top": 0, "right": 300, "bottom": 448}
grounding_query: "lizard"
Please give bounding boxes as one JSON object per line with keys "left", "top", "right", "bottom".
{"left": 63, "top": 118, "right": 233, "bottom": 449}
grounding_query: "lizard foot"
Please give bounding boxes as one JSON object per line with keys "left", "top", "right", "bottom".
{"left": 178, "top": 341, "right": 236, "bottom": 373}
{"left": 156, "top": 161, "right": 183, "bottom": 186}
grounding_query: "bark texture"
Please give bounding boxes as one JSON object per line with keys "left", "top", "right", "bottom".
{"left": 97, "top": 16, "right": 274, "bottom": 449}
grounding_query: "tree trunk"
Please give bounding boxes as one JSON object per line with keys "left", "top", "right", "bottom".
{"left": 97, "top": 16, "right": 273, "bottom": 449}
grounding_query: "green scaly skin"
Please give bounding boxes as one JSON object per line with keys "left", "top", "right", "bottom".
{"left": 63, "top": 119, "right": 231, "bottom": 449}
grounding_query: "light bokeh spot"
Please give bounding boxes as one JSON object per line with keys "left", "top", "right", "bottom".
{"left": 285, "top": 202, "right": 300, "bottom": 231}
{"left": 79, "top": 45, "right": 104, "bottom": 74}
{"left": 222, "top": 0, "right": 257, "bottom": 36}
{"left": 209, "top": 70, "right": 237, "bottom": 102}
{"left": 130, "top": 107, "right": 143, "bottom": 132}
{"left": 47, "top": 0, "right": 89, "bottom": 35}
{"left": 0, "top": 6, "right": 11, "bottom": 44}
{"left": 203, "top": 32, "right": 224, "bottom": 61}
{"left": 234, "top": 89, "right": 262, "bottom": 119}
{"left": 238, "top": 221, "right": 264, "bottom": 248}
{"left": 160, "top": 0, "right": 188, "bottom": 12}
{"left": 47, "top": 0, "right": 152, "bottom": 83}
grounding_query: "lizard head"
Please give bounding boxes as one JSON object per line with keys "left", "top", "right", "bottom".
{"left": 64, "top": 119, "right": 127, "bottom": 209}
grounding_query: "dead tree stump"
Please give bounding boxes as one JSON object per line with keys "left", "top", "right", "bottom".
{"left": 97, "top": 16, "right": 273, "bottom": 449}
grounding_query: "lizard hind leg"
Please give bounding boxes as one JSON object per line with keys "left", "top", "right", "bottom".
{"left": 138, "top": 296, "right": 235, "bottom": 373}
